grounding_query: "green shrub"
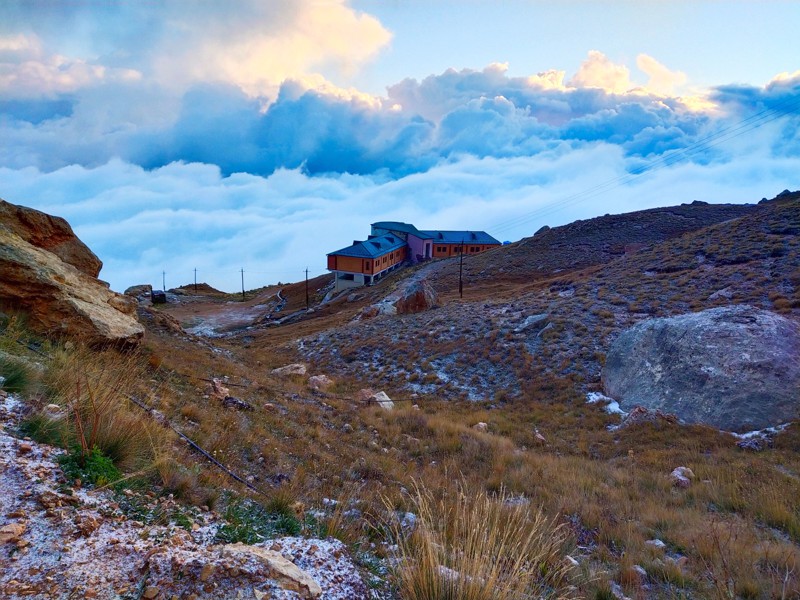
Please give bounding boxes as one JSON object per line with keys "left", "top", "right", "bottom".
{"left": 58, "top": 446, "right": 122, "bottom": 487}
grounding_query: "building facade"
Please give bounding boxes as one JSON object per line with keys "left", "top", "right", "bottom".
{"left": 327, "top": 222, "right": 500, "bottom": 292}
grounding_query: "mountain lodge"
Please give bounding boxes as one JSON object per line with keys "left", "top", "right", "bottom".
{"left": 327, "top": 221, "right": 501, "bottom": 291}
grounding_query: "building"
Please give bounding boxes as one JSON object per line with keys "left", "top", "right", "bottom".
{"left": 327, "top": 222, "right": 500, "bottom": 291}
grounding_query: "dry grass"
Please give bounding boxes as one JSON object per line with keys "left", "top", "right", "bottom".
{"left": 388, "top": 479, "right": 577, "bottom": 600}
{"left": 41, "top": 346, "right": 170, "bottom": 473}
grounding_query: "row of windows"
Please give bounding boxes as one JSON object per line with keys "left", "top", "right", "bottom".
{"left": 365, "top": 248, "right": 404, "bottom": 270}
{"left": 435, "top": 245, "right": 485, "bottom": 254}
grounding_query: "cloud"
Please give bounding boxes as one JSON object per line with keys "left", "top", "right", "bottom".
{"left": 569, "top": 50, "right": 634, "bottom": 94}
{"left": 0, "top": 0, "right": 390, "bottom": 99}
{"left": 4, "top": 52, "right": 799, "bottom": 178}
{"left": 0, "top": 33, "right": 140, "bottom": 99}
{"left": 636, "top": 54, "right": 688, "bottom": 96}
{"left": 2, "top": 136, "right": 797, "bottom": 294}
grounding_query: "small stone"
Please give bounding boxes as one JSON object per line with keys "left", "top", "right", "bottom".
{"left": 472, "top": 422, "right": 488, "bottom": 433}
{"left": 142, "top": 587, "right": 159, "bottom": 599}
{"left": 670, "top": 466, "right": 694, "bottom": 488}
{"left": 0, "top": 522, "right": 26, "bottom": 543}
{"left": 645, "top": 539, "right": 666, "bottom": 550}
{"left": 18, "top": 442, "right": 33, "bottom": 454}
{"left": 200, "top": 563, "right": 215, "bottom": 582}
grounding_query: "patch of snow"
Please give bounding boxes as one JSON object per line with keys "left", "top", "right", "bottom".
{"left": 729, "top": 422, "right": 792, "bottom": 440}
{"left": 269, "top": 536, "right": 368, "bottom": 600}
{"left": 586, "top": 392, "right": 628, "bottom": 416}
{"left": 586, "top": 392, "right": 612, "bottom": 404}
{"left": 604, "top": 400, "right": 626, "bottom": 415}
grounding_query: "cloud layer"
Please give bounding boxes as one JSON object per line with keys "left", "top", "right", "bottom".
{"left": 1, "top": 2, "right": 799, "bottom": 292}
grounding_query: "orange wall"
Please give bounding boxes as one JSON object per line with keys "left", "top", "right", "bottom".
{"left": 329, "top": 246, "right": 407, "bottom": 275}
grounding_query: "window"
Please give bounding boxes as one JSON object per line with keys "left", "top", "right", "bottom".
{"left": 390, "top": 252, "right": 394, "bottom": 259}
{"left": 365, "top": 261, "right": 370, "bottom": 269}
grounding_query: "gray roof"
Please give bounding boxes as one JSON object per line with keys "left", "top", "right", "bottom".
{"left": 328, "top": 234, "right": 406, "bottom": 259}
{"left": 371, "top": 221, "right": 422, "bottom": 235}
{"left": 418, "top": 230, "right": 501, "bottom": 245}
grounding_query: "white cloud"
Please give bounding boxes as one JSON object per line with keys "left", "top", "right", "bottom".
{"left": 636, "top": 54, "right": 688, "bottom": 96}
{"left": 568, "top": 50, "right": 634, "bottom": 94}
{"left": 1, "top": 140, "right": 796, "bottom": 294}
{"left": 0, "top": 33, "right": 140, "bottom": 98}
{"left": 0, "top": 1, "right": 390, "bottom": 100}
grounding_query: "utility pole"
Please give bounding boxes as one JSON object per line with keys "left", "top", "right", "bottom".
{"left": 194, "top": 268, "right": 197, "bottom": 293}
{"left": 459, "top": 240, "right": 464, "bottom": 299}
{"left": 240, "top": 268, "right": 245, "bottom": 301}
{"left": 162, "top": 270, "right": 166, "bottom": 292}
{"left": 305, "top": 268, "right": 309, "bottom": 310}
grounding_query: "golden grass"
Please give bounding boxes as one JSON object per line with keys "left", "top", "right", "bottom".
{"left": 41, "top": 347, "right": 170, "bottom": 472}
{"left": 388, "top": 479, "right": 577, "bottom": 600}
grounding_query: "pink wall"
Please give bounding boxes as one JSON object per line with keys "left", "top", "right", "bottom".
{"left": 407, "top": 234, "right": 431, "bottom": 263}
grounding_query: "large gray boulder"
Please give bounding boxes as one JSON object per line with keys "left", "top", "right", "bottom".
{"left": 603, "top": 305, "right": 800, "bottom": 432}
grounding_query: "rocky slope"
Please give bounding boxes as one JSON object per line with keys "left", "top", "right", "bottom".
{"left": 0, "top": 199, "right": 144, "bottom": 346}
{"left": 296, "top": 194, "right": 800, "bottom": 425}
{"left": 0, "top": 392, "right": 368, "bottom": 600}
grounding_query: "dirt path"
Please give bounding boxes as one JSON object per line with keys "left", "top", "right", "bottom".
{"left": 159, "top": 286, "right": 283, "bottom": 337}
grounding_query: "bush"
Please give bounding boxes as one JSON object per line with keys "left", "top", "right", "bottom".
{"left": 19, "top": 412, "right": 70, "bottom": 447}
{"left": 43, "top": 347, "right": 169, "bottom": 473}
{"left": 58, "top": 446, "right": 122, "bottom": 487}
{"left": 0, "top": 356, "right": 32, "bottom": 393}
{"left": 388, "top": 480, "right": 577, "bottom": 600}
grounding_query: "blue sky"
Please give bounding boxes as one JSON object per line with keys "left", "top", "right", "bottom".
{"left": 1, "top": 1, "right": 798, "bottom": 292}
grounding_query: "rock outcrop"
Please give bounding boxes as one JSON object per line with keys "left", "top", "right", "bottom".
{"left": 392, "top": 279, "right": 439, "bottom": 314}
{"left": 272, "top": 363, "right": 307, "bottom": 377}
{"left": 360, "top": 278, "right": 439, "bottom": 320}
{"left": 603, "top": 305, "right": 800, "bottom": 431}
{"left": 0, "top": 199, "right": 102, "bottom": 277}
{"left": 0, "top": 199, "right": 144, "bottom": 346}
{"left": 0, "top": 393, "right": 369, "bottom": 600}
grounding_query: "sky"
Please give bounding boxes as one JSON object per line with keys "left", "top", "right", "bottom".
{"left": 1, "top": 1, "right": 799, "bottom": 293}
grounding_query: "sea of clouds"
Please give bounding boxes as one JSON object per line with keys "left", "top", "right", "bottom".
{"left": 1, "top": 1, "right": 798, "bottom": 292}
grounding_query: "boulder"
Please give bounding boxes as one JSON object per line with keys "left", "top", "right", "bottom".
{"left": 124, "top": 284, "right": 152, "bottom": 298}
{"left": 272, "top": 363, "right": 307, "bottom": 377}
{"left": 0, "top": 200, "right": 144, "bottom": 346}
{"left": 308, "top": 374, "right": 333, "bottom": 391}
{"left": 0, "top": 199, "right": 102, "bottom": 277}
{"left": 603, "top": 305, "right": 800, "bottom": 431}
{"left": 360, "top": 278, "right": 439, "bottom": 320}
{"left": 221, "top": 544, "right": 322, "bottom": 598}
{"left": 670, "top": 467, "right": 695, "bottom": 488}
{"left": 371, "top": 391, "right": 395, "bottom": 410}
{"left": 392, "top": 279, "right": 439, "bottom": 314}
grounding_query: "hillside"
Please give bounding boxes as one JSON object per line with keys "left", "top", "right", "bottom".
{"left": 295, "top": 194, "right": 799, "bottom": 401}
{"left": 2, "top": 191, "right": 799, "bottom": 599}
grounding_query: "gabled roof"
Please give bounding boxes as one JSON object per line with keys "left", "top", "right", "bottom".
{"left": 418, "top": 230, "right": 501, "bottom": 245}
{"left": 371, "top": 221, "right": 422, "bottom": 235}
{"left": 328, "top": 234, "right": 406, "bottom": 259}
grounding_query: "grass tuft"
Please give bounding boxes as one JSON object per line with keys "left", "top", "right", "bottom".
{"left": 388, "top": 480, "right": 577, "bottom": 600}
